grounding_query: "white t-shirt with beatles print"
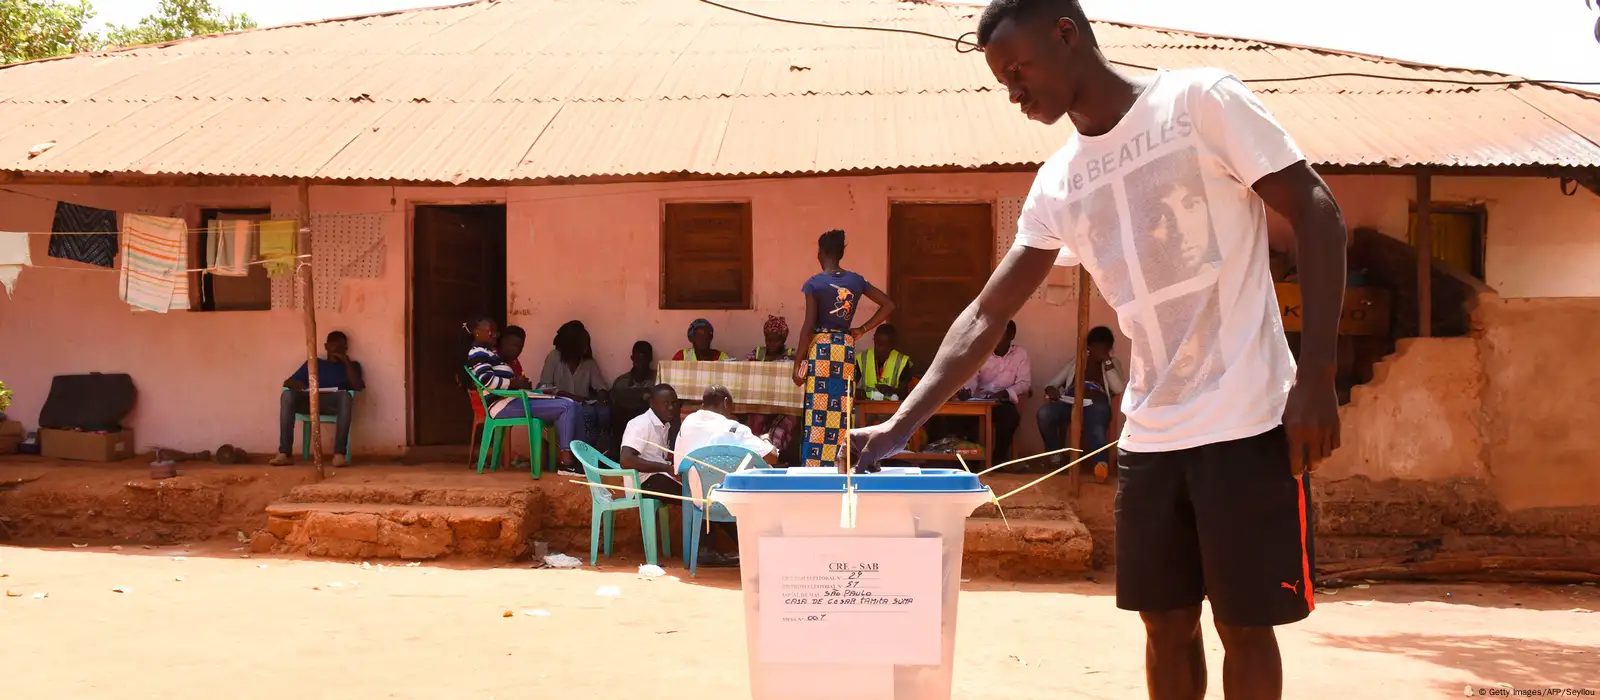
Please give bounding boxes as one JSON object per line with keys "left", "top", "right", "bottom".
{"left": 1013, "top": 68, "right": 1303, "bottom": 453}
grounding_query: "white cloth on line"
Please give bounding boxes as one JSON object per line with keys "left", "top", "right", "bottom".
{"left": 0, "top": 231, "right": 30, "bottom": 297}
{"left": 119, "top": 214, "right": 188, "bottom": 313}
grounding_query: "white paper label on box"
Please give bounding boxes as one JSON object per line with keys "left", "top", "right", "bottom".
{"left": 759, "top": 536, "right": 942, "bottom": 665}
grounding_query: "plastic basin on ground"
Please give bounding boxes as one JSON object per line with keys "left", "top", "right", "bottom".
{"left": 712, "top": 468, "right": 992, "bottom": 700}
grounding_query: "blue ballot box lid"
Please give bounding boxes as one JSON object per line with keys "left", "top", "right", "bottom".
{"left": 718, "top": 468, "right": 987, "bottom": 494}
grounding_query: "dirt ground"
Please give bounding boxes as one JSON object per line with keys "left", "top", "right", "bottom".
{"left": 1, "top": 544, "right": 1596, "bottom": 699}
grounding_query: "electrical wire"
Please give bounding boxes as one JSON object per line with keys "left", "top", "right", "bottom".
{"left": 694, "top": 0, "right": 1600, "bottom": 88}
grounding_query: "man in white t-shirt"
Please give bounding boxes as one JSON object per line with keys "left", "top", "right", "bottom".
{"left": 674, "top": 385, "right": 774, "bottom": 566}
{"left": 675, "top": 385, "right": 779, "bottom": 466}
{"left": 619, "top": 384, "right": 681, "bottom": 499}
{"left": 853, "top": 2, "right": 1347, "bottom": 698}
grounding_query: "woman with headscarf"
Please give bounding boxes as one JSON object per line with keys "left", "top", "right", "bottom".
{"left": 793, "top": 229, "right": 895, "bottom": 470}
{"left": 670, "top": 318, "right": 728, "bottom": 362}
{"left": 538, "top": 320, "right": 613, "bottom": 452}
{"left": 464, "top": 314, "right": 582, "bottom": 474}
{"left": 745, "top": 315, "right": 798, "bottom": 460}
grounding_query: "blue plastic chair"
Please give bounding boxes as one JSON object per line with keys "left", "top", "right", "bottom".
{"left": 572, "top": 440, "right": 672, "bottom": 567}
{"left": 679, "top": 444, "right": 759, "bottom": 577}
{"left": 285, "top": 388, "right": 357, "bottom": 462}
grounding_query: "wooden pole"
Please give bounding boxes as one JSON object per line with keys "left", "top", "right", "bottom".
{"left": 1415, "top": 171, "right": 1433, "bottom": 338}
{"left": 1068, "top": 267, "right": 1092, "bottom": 497}
{"left": 298, "top": 181, "right": 324, "bottom": 481}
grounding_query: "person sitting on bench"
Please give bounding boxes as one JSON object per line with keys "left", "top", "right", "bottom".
{"left": 272, "top": 330, "right": 364, "bottom": 468}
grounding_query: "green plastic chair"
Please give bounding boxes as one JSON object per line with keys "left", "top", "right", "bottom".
{"left": 464, "top": 366, "right": 546, "bottom": 479}
{"left": 285, "top": 388, "right": 357, "bottom": 462}
{"left": 572, "top": 440, "right": 671, "bottom": 567}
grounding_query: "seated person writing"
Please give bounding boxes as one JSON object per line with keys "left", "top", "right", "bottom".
{"left": 1039, "top": 325, "right": 1126, "bottom": 482}
{"left": 744, "top": 315, "right": 798, "bottom": 462}
{"left": 857, "top": 323, "right": 914, "bottom": 400}
{"left": 273, "top": 330, "right": 363, "bottom": 468}
{"left": 955, "top": 320, "right": 1031, "bottom": 465}
{"left": 465, "top": 314, "right": 583, "bottom": 474}
{"left": 539, "top": 321, "right": 612, "bottom": 453}
{"left": 671, "top": 318, "right": 728, "bottom": 362}
{"left": 675, "top": 385, "right": 775, "bottom": 566}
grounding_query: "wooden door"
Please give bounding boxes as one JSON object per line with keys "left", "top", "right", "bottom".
{"left": 888, "top": 203, "right": 995, "bottom": 367}
{"left": 411, "top": 205, "right": 507, "bottom": 446}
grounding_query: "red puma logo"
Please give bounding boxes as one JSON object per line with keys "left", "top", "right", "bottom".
{"left": 1280, "top": 581, "right": 1300, "bottom": 595}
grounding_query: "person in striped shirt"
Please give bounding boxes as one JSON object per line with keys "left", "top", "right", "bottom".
{"left": 465, "top": 315, "right": 582, "bottom": 474}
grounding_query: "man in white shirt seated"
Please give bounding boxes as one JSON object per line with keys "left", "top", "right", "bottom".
{"left": 619, "top": 384, "right": 682, "bottom": 502}
{"left": 954, "top": 320, "right": 1032, "bottom": 465}
{"left": 673, "top": 385, "right": 777, "bottom": 567}
{"left": 676, "top": 385, "right": 780, "bottom": 466}
{"left": 1039, "top": 325, "right": 1127, "bottom": 481}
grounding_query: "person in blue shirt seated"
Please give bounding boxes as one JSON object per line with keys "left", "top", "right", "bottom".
{"left": 272, "top": 330, "right": 364, "bottom": 468}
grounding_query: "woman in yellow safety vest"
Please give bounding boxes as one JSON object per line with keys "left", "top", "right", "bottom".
{"left": 857, "top": 323, "right": 914, "bottom": 400}
{"left": 671, "top": 318, "right": 728, "bottom": 362}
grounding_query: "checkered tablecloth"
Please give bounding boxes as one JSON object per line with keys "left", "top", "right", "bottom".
{"left": 658, "top": 360, "right": 803, "bottom": 415}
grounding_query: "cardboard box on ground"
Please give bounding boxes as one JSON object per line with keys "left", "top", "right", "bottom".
{"left": 40, "top": 429, "right": 136, "bottom": 462}
{"left": 0, "top": 420, "right": 22, "bottom": 455}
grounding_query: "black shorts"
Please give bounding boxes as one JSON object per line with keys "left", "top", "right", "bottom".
{"left": 1114, "top": 426, "right": 1315, "bottom": 627}
{"left": 639, "top": 473, "right": 681, "bottom": 501}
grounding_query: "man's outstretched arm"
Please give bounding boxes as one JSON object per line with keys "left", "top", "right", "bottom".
{"left": 853, "top": 245, "right": 1058, "bottom": 464}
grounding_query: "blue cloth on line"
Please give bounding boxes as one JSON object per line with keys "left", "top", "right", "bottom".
{"left": 48, "top": 202, "right": 119, "bottom": 268}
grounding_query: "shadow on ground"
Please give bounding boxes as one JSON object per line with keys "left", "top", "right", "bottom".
{"left": 1315, "top": 632, "right": 1600, "bottom": 693}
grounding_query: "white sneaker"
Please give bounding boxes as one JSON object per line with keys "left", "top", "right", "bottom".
{"left": 268, "top": 453, "right": 293, "bottom": 467}
{"left": 332, "top": 455, "right": 349, "bottom": 468}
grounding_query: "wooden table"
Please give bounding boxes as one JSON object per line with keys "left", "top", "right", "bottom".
{"left": 856, "top": 399, "right": 996, "bottom": 464}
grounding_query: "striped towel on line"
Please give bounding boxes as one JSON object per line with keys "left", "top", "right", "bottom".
{"left": 119, "top": 214, "right": 189, "bottom": 313}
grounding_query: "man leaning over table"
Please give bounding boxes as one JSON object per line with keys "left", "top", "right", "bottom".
{"left": 955, "top": 320, "right": 1031, "bottom": 465}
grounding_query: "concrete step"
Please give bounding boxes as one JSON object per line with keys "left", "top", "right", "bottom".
{"left": 256, "top": 501, "right": 531, "bottom": 560}
{"left": 283, "top": 482, "right": 534, "bottom": 509}
{"left": 961, "top": 517, "right": 1093, "bottom": 580}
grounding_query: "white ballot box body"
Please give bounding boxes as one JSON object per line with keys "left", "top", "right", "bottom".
{"left": 712, "top": 468, "right": 992, "bottom": 700}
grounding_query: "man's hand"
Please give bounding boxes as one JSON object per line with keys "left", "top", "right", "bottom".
{"left": 1044, "top": 385, "right": 1060, "bottom": 402}
{"left": 849, "top": 423, "right": 912, "bottom": 469}
{"left": 955, "top": 388, "right": 972, "bottom": 401}
{"left": 1282, "top": 368, "right": 1339, "bottom": 476}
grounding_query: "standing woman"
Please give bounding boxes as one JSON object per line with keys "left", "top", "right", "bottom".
{"left": 792, "top": 229, "right": 895, "bottom": 470}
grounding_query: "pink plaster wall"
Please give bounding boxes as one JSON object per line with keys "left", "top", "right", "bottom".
{"left": 0, "top": 185, "right": 408, "bottom": 455}
{"left": 1316, "top": 338, "right": 1487, "bottom": 484}
{"left": 1315, "top": 175, "right": 1600, "bottom": 299}
{"left": 1475, "top": 294, "right": 1600, "bottom": 510}
{"left": 1, "top": 172, "right": 1594, "bottom": 462}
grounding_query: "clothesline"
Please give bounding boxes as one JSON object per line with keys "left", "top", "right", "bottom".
{"left": 26, "top": 253, "right": 312, "bottom": 274}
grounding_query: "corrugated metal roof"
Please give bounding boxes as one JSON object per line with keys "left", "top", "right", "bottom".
{"left": 1, "top": 0, "right": 1597, "bottom": 183}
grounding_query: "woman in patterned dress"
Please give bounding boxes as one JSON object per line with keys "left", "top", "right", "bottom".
{"left": 792, "top": 230, "right": 895, "bottom": 471}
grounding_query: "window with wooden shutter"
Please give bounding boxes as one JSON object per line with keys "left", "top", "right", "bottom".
{"left": 660, "top": 201, "right": 752, "bottom": 310}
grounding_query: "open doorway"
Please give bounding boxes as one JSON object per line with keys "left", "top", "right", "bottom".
{"left": 411, "top": 204, "right": 507, "bottom": 447}
{"left": 888, "top": 202, "right": 995, "bottom": 366}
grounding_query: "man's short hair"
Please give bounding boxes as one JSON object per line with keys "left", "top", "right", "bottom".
{"left": 703, "top": 384, "right": 734, "bottom": 406}
{"left": 326, "top": 330, "right": 347, "bottom": 343}
{"left": 977, "top": 0, "right": 1088, "bottom": 46}
{"left": 501, "top": 325, "right": 526, "bottom": 340}
{"left": 651, "top": 383, "right": 677, "bottom": 399}
{"left": 876, "top": 323, "right": 896, "bottom": 336}
{"left": 633, "top": 340, "right": 653, "bottom": 355}
{"left": 1088, "top": 326, "right": 1115, "bottom": 347}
